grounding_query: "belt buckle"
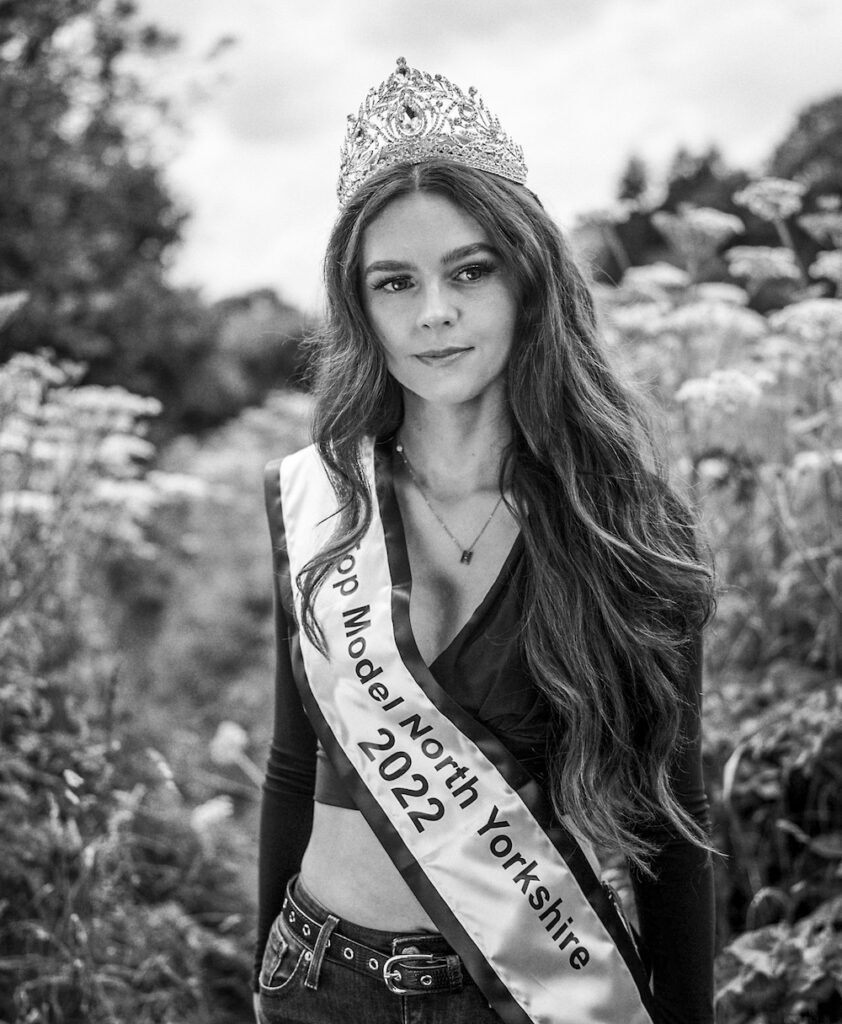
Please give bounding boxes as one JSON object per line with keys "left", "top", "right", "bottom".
{"left": 383, "top": 953, "right": 439, "bottom": 994}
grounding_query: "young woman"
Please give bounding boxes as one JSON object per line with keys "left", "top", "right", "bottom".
{"left": 254, "top": 59, "right": 715, "bottom": 1024}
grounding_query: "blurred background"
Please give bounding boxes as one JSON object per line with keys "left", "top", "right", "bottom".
{"left": 2, "top": 1, "right": 842, "bottom": 1021}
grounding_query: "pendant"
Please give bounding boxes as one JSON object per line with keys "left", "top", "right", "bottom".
{"left": 460, "top": 550, "right": 473, "bottom": 565}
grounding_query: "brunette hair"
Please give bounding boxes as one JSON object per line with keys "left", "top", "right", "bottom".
{"left": 298, "top": 160, "right": 715, "bottom": 872}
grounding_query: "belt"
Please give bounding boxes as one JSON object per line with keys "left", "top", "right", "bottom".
{"left": 281, "top": 886, "right": 464, "bottom": 995}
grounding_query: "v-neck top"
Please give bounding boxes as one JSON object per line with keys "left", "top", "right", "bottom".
{"left": 313, "top": 443, "right": 548, "bottom": 807}
{"left": 255, "top": 443, "right": 715, "bottom": 1022}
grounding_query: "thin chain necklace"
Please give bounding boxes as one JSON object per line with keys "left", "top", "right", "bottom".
{"left": 395, "top": 438, "right": 504, "bottom": 565}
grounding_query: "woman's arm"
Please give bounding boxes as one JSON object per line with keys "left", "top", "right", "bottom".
{"left": 629, "top": 635, "right": 716, "bottom": 1024}
{"left": 252, "top": 461, "right": 318, "bottom": 992}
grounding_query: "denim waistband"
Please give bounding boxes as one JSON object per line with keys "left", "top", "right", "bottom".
{"left": 291, "top": 874, "right": 454, "bottom": 957}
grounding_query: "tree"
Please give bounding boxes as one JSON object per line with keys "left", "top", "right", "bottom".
{"left": 770, "top": 94, "right": 842, "bottom": 197}
{"left": 617, "top": 155, "right": 649, "bottom": 204}
{"left": 0, "top": 1, "right": 188, "bottom": 382}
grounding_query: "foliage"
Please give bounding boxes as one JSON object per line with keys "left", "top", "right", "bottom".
{"left": 0, "top": 347, "right": 255, "bottom": 1023}
{"left": 0, "top": 0, "right": 185, "bottom": 359}
{"left": 770, "top": 94, "right": 842, "bottom": 197}
{"left": 0, "top": 4, "right": 311, "bottom": 438}
{"left": 714, "top": 894, "right": 842, "bottom": 1023}
{"left": 598, "top": 173, "right": 842, "bottom": 1019}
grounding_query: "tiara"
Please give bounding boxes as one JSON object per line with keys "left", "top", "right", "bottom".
{"left": 337, "top": 57, "right": 528, "bottom": 206}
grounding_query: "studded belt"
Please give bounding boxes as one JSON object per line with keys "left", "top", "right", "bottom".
{"left": 281, "top": 886, "right": 464, "bottom": 995}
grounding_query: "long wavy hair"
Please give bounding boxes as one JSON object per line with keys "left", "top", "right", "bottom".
{"left": 298, "top": 160, "right": 715, "bottom": 873}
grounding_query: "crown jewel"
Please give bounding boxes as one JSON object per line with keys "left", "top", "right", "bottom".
{"left": 337, "top": 57, "right": 527, "bottom": 206}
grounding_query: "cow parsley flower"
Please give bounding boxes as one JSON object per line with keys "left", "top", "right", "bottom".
{"left": 809, "top": 251, "right": 842, "bottom": 288}
{"left": 675, "top": 369, "right": 768, "bottom": 412}
{"left": 769, "top": 299, "right": 842, "bottom": 345}
{"left": 725, "top": 246, "right": 802, "bottom": 287}
{"left": 733, "top": 178, "right": 806, "bottom": 221}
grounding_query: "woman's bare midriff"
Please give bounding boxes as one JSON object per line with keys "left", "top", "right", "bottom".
{"left": 299, "top": 802, "right": 437, "bottom": 931}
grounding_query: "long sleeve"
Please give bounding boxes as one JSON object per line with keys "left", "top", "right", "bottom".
{"left": 629, "top": 635, "right": 715, "bottom": 1024}
{"left": 252, "top": 459, "right": 317, "bottom": 992}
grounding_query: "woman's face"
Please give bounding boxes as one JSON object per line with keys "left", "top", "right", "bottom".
{"left": 360, "top": 191, "right": 518, "bottom": 411}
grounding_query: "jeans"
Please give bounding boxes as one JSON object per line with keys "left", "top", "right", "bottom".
{"left": 257, "top": 877, "right": 504, "bottom": 1024}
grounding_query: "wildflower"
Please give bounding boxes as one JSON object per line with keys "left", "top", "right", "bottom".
{"left": 750, "top": 334, "right": 803, "bottom": 380}
{"left": 725, "top": 246, "right": 802, "bottom": 287}
{"left": 797, "top": 211, "right": 842, "bottom": 248}
{"left": 680, "top": 207, "right": 744, "bottom": 243}
{"left": 733, "top": 178, "right": 806, "bottom": 221}
{"left": 607, "top": 302, "right": 670, "bottom": 341}
{"left": 697, "top": 458, "right": 731, "bottom": 485}
{"left": 146, "top": 470, "right": 209, "bottom": 501}
{"left": 96, "top": 434, "right": 155, "bottom": 474}
{"left": 89, "top": 478, "right": 160, "bottom": 519}
{"left": 662, "top": 301, "right": 766, "bottom": 345}
{"left": 190, "top": 796, "right": 233, "bottom": 836}
{"left": 0, "top": 490, "right": 57, "bottom": 518}
{"left": 653, "top": 208, "right": 743, "bottom": 270}
{"left": 578, "top": 202, "right": 635, "bottom": 227}
{"left": 675, "top": 369, "right": 767, "bottom": 413}
{"left": 209, "top": 721, "right": 249, "bottom": 766}
{"left": 0, "top": 428, "right": 29, "bottom": 455}
{"left": 693, "top": 283, "right": 749, "bottom": 306}
{"left": 809, "top": 251, "right": 842, "bottom": 288}
{"left": 769, "top": 298, "right": 842, "bottom": 345}
{"left": 622, "top": 262, "right": 691, "bottom": 294}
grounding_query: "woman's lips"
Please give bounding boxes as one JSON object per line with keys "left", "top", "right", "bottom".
{"left": 414, "top": 347, "right": 472, "bottom": 366}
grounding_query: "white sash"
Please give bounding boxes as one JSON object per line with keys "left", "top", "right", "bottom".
{"left": 276, "top": 441, "right": 656, "bottom": 1024}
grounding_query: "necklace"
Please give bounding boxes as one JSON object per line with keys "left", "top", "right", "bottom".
{"left": 395, "top": 439, "right": 504, "bottom": 565}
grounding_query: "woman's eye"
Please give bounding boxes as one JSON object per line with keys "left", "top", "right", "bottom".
{"left": 457, "top": 262, "right": 494, "bottom": 282}
{"left": 374, "top": 276, "right": 412, "bottom": 293}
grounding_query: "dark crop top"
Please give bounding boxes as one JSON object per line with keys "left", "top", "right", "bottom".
{"left": 255, "top": 443, "right": 715, "bottom": 1023}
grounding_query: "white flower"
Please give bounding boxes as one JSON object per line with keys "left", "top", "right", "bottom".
{"left": 96, "top": 434, "right": 155, "bottom": 472}
{"left": 733, "top": 178, "right": 806, "bottom": 221}
{"left": 725, "top": 246, "right": 802, "bottom": 286}
{"left": 798, "top": 211, "right": 842, "bottom": 247}
{"left": 622, "top": 262, "right": 691, "bottom": 294}
{"left": 209, "top": 721, "right": 249, "bottom": 766}
{"left": 750, "top": 334, "right": 804, "bottom": 379}
{"left": 791, "top": 451, "right": 828, "bottom": 473}
{"left": 578, "top": 203, "right": 634, "bottom": 226}
{"left": 675, "top": 369, "right": 767, "bottom": 412}
{"left": 693, "top": 283, "right": 749, "bottom": 306}
{"left": 0, "top": 490, "right": 57, "bottom": 518}
{"left": 697, "top": 458, "right": 731, "bottom": 485}
{"left": 0, "top": 428, "right": 29, "bottom": 454}
{"left": 606, "top": 302, "right": 669, "bottom": 340}
{"left": 662, "top": 301, "right": 767, "bottom": 344}
{"left": 769, "top": 299, "right": 842, "bottom": 345}
{"left": 63, "top": 386, "right": 162, "bottom": 422}
{"left": 190, "top": 796, "right": 233, "bottom": 836}
{"left": 809, "top": 251, "right": 842, "bottom": 287}
{"left": 680, "top": 207, "right": 744, "bottom": 243}
{"left": 89, "top": 478, "right": 160, "bottom": 519}
{"left": 146, "top": 470, "right": 209, "bottom": 501}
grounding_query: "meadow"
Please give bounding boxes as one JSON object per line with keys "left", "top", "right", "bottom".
{"left": 1, "top": 177, "right": 841, "bottom": 1023}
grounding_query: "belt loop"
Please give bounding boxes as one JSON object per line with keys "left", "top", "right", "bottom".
{"left": 304, "top": 913, "right": 340, "bottom": 990}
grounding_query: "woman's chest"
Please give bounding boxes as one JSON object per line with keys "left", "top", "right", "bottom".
{"left": 396, "top": 485, "right": 520, "bottom": 666}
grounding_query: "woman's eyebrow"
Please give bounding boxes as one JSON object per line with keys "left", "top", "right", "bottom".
{"left": 363, "top": 242, "right": 498, "bottom": 277}
{"left": 440, "top": 242, "right": 497, "bottom": 264}
{"left": 363, "top": 259, "right": 412, "bottom": 276}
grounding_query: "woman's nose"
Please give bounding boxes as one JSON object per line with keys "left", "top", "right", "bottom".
{"left": 417, "top": 283, "right": 457, "bottom": 329}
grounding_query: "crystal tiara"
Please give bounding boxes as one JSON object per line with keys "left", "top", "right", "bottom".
{"left": 336, "top": 57, "right": 528, "bottom": 207}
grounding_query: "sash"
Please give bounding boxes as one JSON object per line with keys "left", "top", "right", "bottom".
{"left": 274, "top": 441, "right": 657, "bottom": 1024}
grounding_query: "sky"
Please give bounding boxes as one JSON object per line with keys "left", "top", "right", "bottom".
{"left": 135, "top": 0, "right": 842, "bottom": 314}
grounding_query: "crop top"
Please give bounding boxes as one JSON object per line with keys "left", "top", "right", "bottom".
{"left": 255, "top": 442, "right": 716, "bottom": 1023}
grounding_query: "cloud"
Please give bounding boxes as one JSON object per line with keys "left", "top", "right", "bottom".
{"left": 136, "top": 0, "right": 842, "bottom": 307}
